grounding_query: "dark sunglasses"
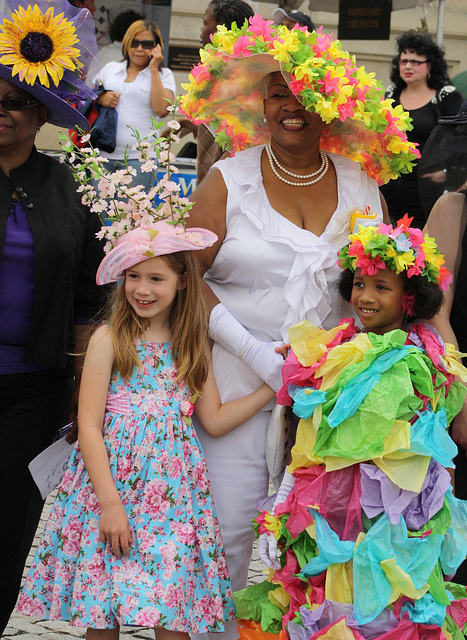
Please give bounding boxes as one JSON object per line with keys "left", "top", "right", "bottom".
{"left": 130, "top": 39, "right": 156, "bottom": 50}
{"left": 0, "top": 97, "right": 41, "bottom": 111}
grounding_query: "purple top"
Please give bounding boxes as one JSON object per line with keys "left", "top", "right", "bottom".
{"left": 0, "top": 200, "right": 47, "bottom": 374}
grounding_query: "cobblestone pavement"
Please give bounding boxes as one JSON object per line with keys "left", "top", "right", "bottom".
{"left": 4, "top": 493, "right": 268, "bottom": 639}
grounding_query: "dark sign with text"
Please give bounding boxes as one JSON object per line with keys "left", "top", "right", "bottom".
{"left": 338, "top": 0, "right": 391, "bottom": 40}
{"left": 168, "top": 46, "right": 201, "bottom": 73}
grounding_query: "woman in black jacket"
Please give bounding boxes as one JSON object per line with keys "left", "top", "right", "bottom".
{"left": 380, "top": 30, "right": 463, "bottom": 228}
{"left": 0, "top": 0, "right": 106, "bottom": 632}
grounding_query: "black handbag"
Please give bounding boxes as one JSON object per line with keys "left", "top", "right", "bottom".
{"left": 73, "top": 88, "right": 118, "bottom": 153}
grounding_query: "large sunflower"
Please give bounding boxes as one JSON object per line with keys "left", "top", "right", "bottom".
{"left": 0, "top": 4, "right": 81, "bottom": 88}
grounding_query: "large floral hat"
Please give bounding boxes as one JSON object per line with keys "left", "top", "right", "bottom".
{"left": 338, "top": 214, "right": 452, "bottom": 290}
{"left": 0, "top": 0, "right": 98, "bottom": 129}
{"left": 180, "top": 16, "right": 420, "bottom": 185}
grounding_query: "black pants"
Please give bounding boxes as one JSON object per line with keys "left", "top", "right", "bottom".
{"left": 0, "top": 368, "right": 74, "bottom": 635}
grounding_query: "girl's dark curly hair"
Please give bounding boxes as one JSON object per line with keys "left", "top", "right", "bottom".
{"left": 208, "top": 0, "right": 254, "bottom": 30}
{"left": 338, "top": 268, "right": 444, "bottom": 322}
{"left": 389, "top": 30, "right": 452, "bottom": 92}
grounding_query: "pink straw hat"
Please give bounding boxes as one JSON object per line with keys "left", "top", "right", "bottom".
{"left": 96, "top": 222, "right": 218, "bottom": 285}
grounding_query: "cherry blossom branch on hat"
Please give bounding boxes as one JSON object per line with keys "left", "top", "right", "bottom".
{"left": 58, "top": 102, "right": 193, "bottom": 253}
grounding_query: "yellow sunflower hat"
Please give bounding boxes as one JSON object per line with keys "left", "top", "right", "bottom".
{"left": 0, "top": 0, "right": 98, "bottom": 129}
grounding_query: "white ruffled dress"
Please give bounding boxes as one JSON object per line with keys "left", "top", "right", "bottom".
{"left": 193, "top": 144, "right": 383, "bottom": 640}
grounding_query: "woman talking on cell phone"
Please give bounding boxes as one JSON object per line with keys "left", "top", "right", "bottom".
{"left": 92, "top": 19, "right": 176, "bottom": 189}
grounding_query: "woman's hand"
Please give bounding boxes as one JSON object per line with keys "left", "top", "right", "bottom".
{"left": 97, "top": 91, "right": 120, "bottom": 108}
{"left": 258, "top": 533, "right": 280, "bottom": 569}
{"left": 421, "top": 169, "right": 447, "bottom": 184}
{"left": 148, "top": 44, "right": 163, "bottom": 71}
{"left": 275, "top": 343, "right": 290, "bottom": 359}
{"left": 99, "top": 500, "right": 132, "bottom": 559}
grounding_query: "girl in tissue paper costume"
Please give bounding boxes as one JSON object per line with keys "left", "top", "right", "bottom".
{"left": 236, "top": 215, "right": 467, "bottom": 640}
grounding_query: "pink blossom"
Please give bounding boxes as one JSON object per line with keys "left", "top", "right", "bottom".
{"left": 356, "top": 254, "right": 386, "bottom": 275}
{"left": 377, "top": 222, "right": 394, "bottom": 235}
{"left": 232, "top": 35, "right": 253, "bottom": 57}
{"left": 402, "top": 293, "right": 415, "bottom": 316}
{"left": 90, "top": 604, "right": 107, "bottom": 627}
{"left": 406, "top": 264, "right": 422, "bottom": 278}
{"left": 168, "top": 456, "right": 182, "bottom": 478}
{"left": 17, "top": 593, "right": 46, "bottom": 617}
{"left": 193, "top": 594, "right": 216, "bottom": 625}
{"left": 134, "top": 606, "right": 162, "bottom": 627}
{"left": 191, "top": 64, "right": 211, "bottom": 85}
{"left": 337, "top": 99, "right": 356, "bottom": 122}
{"left": 248, "top": 14, "right": 275, "bottom": 38}
{"left": 88, "top": 551, "right": 106, "bottom": 581}
{"left": 180, "top": 400, "right": 194, "bottom": 417}
{"left": 61, "top": 516, "right": 83, "bottom": 557}
{"left": 348, "top": 239, "right": 364, "bottom": 258}
{"left": 60, "top": 467, "right": 76, "bottom": 493}
{"left": 439, "top": 267, "right": 453, "bottom": 291}
{"left": 321, "top": 71, "right": 340, "bottom": 94}
{"left": 288, "top": 78, "right": 306, "bottom": 95}
{"left": 172, "top": 521, "right": 195, "bottom": 545}
{"left": 163, "top": 583, "right": 183, "bottom": 609}
{"left": 141, "top": 478, "right": 168, "bottom": 516}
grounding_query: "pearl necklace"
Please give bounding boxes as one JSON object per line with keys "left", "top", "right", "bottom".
{"left": 268, "top": 145, "right": 327, "bottom": 179}
{"left": 266, "top": 144, "right": 329, "bottom": 187}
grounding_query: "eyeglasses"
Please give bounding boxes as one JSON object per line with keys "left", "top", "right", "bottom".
{"left": 399, "top": 59, "right": 428, "bottom": 67}
{"left": 130, "top": 39, "right": 156, "bottom": 50}
{"left": 0, "top": 97, "right": 41, "bottom": 111}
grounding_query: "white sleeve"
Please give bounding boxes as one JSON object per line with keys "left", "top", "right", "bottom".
{"left": 160, "top": 67, "right": 177, "bottom": 97}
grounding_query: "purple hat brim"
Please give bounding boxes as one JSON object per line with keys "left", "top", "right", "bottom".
{"left": 0, "top": 63, "right": 92, "bottom": 130}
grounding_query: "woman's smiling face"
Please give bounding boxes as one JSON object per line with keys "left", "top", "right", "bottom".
{"left": 263, "top": 72, "right": 324, "bottom": 149}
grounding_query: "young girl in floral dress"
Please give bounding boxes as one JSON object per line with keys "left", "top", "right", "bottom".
{"left": 18, "top": 220, "right": 275, "bottom": 638}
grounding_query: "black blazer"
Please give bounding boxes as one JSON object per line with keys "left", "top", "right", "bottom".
{"left": 0, "top": 147, "right": 107, "bottom": 369}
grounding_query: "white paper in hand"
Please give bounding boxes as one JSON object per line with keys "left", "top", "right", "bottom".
{"left": 28, "top": 426, "right": 74, "bottom": 499}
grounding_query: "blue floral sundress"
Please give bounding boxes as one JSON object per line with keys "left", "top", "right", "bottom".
{"left": 18, "top": 341, "right": 235, "bottom": 631}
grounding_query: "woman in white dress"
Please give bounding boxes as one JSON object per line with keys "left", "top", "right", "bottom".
{"left": 92, "top": 19, "right": 176, "bottom": 189}
{"left": 181, "top": 20, "right": 419, "bottom": 640}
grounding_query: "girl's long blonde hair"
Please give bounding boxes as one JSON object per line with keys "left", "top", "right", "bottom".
{"left": 107, "top": 251, "right": 210, "bottom": 395}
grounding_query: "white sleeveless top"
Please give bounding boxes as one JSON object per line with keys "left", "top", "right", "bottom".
{"left": 206, "top": 145, "right": 384, "bottom": 343}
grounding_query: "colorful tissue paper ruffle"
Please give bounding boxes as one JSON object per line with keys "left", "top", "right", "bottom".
{"left": 360, "top": 459, "right": 451, "bottom": 529}
{"left": 241, "top": 321, "right": 467, "bottom": 640}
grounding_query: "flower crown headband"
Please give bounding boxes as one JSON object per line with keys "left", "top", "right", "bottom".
{"left": 180, "top": 16, "right": 420, "bottom": 185}
{"left": 338, "top": 213, "right": 452, "bottom": 291}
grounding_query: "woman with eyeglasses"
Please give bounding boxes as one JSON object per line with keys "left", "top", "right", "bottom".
{"left": 380, "top": 30, "right": 463, "bottom": 229}
{"left": 92, "top": 19, "right": 176, "bottom": 189}
{"left": 0, "top": 0, "right": 107, "bottom": 632}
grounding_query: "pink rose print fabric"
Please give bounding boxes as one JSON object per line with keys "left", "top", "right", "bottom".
{"left": 18, "top": 341, "right": 235, "bottom": 631}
